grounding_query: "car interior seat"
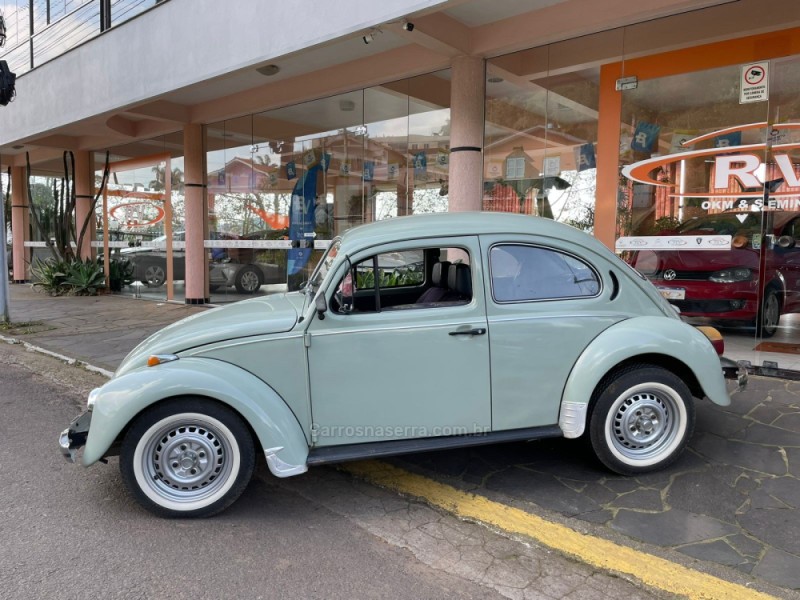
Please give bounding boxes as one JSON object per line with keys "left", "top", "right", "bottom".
{"left": 447, "top": 263, "right": 472, "bottom": 302}
{"left": 416, "top": 260, "right": 452, "bottom": 303}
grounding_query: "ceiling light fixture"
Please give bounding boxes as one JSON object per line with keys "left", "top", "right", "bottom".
{"left": 256, "top": 64, "right": 280, "bottom": 77}
{"left": 401, "top": 20, "right": 414, "bottom": 32}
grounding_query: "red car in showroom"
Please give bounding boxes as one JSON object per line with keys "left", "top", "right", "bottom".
{"left": 630, "top": 210, "right": 800, "bottom": 337}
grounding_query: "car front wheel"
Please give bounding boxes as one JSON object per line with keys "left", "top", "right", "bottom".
{"left": 588, "top": 365, "right": 694, "bottom": 476}
{"left": 120, "top": 398, "right": 255, "bottom": 518}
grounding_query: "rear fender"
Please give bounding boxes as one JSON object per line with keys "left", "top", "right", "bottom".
{"left": 558, "top": 317, "right": 730, "bottom": 438}
{"left": 83, "top": 357, "right": 309, "bottom": 477}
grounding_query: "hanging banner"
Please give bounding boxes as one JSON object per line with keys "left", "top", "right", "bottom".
{"left": 387, "top": 163, "right": 399, "bottom": 180}
{"left": 714, "top": 132, "right": 742, "bottom": 148}
{"left": 437, "top": 150, "right": 449, "bottom": 167}
{"left": 287, "top": 164, "right": 320, "bottom": 276}
{"left": 575, "top": 143, "right": 596, "bottom": 171}
{"left": 543, "top": 156, "right": 561, "bottom": 177}
{"left": 631, "top": 121, "right": 661, "bottom": 153}
{"left": 286, "top": 161, "right": 297, "bottom": 180}
{"left": 413, "top": 152, "right": 427, "bottom": 179}
{"left": 339, "top": 161, "right": 351, "bottom": 176}
{"left": 321, "top": 152, "right": 331, "bottom": 172}
{"left": 669, "top": 130, "right": 696, "bottom": 154}
{"left": 303, "top": 149, "right": 317, "bottom": 167}
{"left": 363, "top": 161, "right": 375, "bottom": 182}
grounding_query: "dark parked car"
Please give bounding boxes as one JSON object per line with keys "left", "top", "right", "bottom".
{"left": 630, "top": 210, "right": 800, "bottom": 336}
{"left": 121, "top": 230, "right": 287, "bottom": 293}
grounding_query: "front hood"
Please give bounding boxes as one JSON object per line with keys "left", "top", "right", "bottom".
{"left": 116, "top": 292, "right": 305, "bottom": 376}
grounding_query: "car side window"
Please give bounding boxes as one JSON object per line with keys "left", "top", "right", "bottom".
{"left": 490, "top": 244, "right": 600, "bottom": 302}
{"left": 332, "top": 247, "right": 471, "bottom": 313}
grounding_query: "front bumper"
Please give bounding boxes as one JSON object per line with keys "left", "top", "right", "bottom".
{"left": 720, "top": 356, "right": 748, "bottom": 390}
{"left": 59, "top": 411, "right": 92, "bottom": 463}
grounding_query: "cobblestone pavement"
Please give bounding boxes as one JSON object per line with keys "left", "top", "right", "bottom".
{"left": 4, "top": 284, "right": 800, "bottom": 595}
{"left": 394, "top": 377, "right": 800, "bottom": 591}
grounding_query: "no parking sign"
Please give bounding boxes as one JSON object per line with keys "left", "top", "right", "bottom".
{"left": 740, "top": 62, "right": 769, "bottom": 103}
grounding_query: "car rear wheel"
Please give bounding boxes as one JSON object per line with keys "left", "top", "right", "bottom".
{"left": 142, "top": 264, "right": 166, "bottom": 288}
{"left": 588, "top": 365, "right": 695, "bottom": 476}
{"left": 120, "top": 398, "right": 255, "bottom": 518}
{"left": 234, "top": 265, "right": 262, "bottom": 294}
{"left": 756, "top": 287, "right": 780, "bottom": 338}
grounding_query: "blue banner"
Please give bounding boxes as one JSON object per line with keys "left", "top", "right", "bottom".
{"left": 575, "top": 143, "right": 596, "bottom": 171}
{"left": 714, "top": 132, "right": 742, "bottom": 148}
{"left": 413, "top": 151, "right": 427, "bottom": 178}
{"left": 364, "top": 161, "right": 375, "bottom": 182}
{"left": 286, "top": 161, "right": 297, "bottom": 180}
{"left": 287, "top": 164, "right": 320, "bottom": 276}
{"left": 631, "top": 121, "right": 661, "bottom": 152}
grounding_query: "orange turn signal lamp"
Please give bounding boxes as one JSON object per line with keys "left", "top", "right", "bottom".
{"left": 147, "top": 354, "right": 179, "bottom": 367}
{"left": 696, "top": 326, "right": 724, "bottom": 356}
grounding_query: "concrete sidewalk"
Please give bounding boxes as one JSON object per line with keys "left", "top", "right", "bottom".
{"left": 2, "top": 284, "right": 208, "bottom": 372}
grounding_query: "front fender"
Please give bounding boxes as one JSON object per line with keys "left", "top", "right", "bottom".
{"left": 558, "top": 317, "right": 730, "bottom": 438}
{"left": 83, "top": 357, "right": 309, "bottom": 476}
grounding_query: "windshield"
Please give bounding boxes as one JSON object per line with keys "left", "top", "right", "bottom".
{"left": 307, "top": 238, "right": 342, "bottom": 293}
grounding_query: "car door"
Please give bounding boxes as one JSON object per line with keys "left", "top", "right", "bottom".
{"left": 305, "top": 237, "right": 491, "bottom": 447}
{"left": 480, "top": 235, "right": 627, "bottom": 430}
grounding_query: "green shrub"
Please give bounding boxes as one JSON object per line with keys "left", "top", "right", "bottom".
{"left": 31, "top": 258, "right": 70, "bottom": 295}
{"left": 32, "top": 257, "right": 106, "bottom": 296}
{"left": 108, "top": 257, "right": 134, "bottom": 292}
{"left": 64, "top": 259, "right": 106, "bottom": 295}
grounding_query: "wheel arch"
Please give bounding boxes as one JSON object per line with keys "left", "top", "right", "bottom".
{"left": 83, "top": 358, "right": 309, "bottom": 477}
{"left": 558, "top": 317, "right": 729, "bottom": 438}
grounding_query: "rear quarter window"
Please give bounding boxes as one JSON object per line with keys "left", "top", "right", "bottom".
{"left": 490, "top": 244, "right": 601, "bottom": 302}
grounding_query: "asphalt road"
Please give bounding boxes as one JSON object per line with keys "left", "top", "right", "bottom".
{"left": 0, "top": 344, "right": 666, "bottom": 600}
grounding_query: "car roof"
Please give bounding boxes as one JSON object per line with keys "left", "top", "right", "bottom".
{"left": 339, "top": 212, "right": 608, "bottom": 255}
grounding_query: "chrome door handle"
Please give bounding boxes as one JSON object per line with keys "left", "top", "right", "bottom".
{"left": 449, "top": 328, "right": 487, "bottom": 336}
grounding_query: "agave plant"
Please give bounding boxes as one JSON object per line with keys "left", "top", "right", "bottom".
{"left": 31, "top": 257, "right": 70, "bottom": 295}
{"left": 64, "top": 259, "right": 106, "bottom": 296}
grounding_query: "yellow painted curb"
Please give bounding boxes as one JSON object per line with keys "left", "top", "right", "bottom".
{"left": 343, "top": 460, "right": 776, "bottom": 600}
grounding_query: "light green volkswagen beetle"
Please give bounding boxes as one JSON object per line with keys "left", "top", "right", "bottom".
{"left": 59, "top": 212, "right": 742, "bottom": 518}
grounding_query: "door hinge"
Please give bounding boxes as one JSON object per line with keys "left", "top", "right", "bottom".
{"left": 310, "top": 423, "right": 319, "bottom": 444}
{"left": 304, "top": 332, "right": 312, "bottom": 348}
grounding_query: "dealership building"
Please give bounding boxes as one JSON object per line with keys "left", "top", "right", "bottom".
{"left": 2, "top": 0, "right": 800, "bottom": 367}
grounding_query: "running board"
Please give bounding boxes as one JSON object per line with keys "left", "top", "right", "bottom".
{"left": 306, "top": 425, "right": 563, "bottom": 466}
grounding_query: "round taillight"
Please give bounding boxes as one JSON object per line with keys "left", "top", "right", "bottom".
{"left": 732, "top": 235, "right": 748, "bottom": 249}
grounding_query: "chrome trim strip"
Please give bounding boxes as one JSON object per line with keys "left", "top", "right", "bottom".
{"left": 559, "top": 402, "right": 588, "bottom": 439}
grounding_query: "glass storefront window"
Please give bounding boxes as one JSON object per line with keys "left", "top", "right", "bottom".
{"left": 206, "top": 70, "right": 452, "bottom": 302}
{"left": 484, "top": 51, "right": 599, "bottom": 232}
{"left": 616, "top": 54, "right": 800, "bottom": 370}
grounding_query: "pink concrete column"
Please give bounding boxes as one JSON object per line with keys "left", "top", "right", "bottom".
{"left": 183, "top": 124, "right": 208, "bottom": 303}
{"left": 74, "top": 151, "right": 95, "bottom": 259}
{"left": 448, "top": 56, "right": 485, "bottom": 213}
{"left": 10, "top": 167, "right": 30, "bottom": 283}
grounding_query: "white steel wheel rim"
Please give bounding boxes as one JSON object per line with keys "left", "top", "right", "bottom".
{"left": 604, "top": 382, "right": 687, "bottom": 468}
{"left": 133, "top": 413, "right": 241, "bottom": 512}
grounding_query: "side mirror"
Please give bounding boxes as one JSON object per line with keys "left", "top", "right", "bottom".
{"left": 314, "top": 292, "right": 327, "bottom": 319}
{"left": 777, "top": 235, "right": 796, "bottom": 249}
